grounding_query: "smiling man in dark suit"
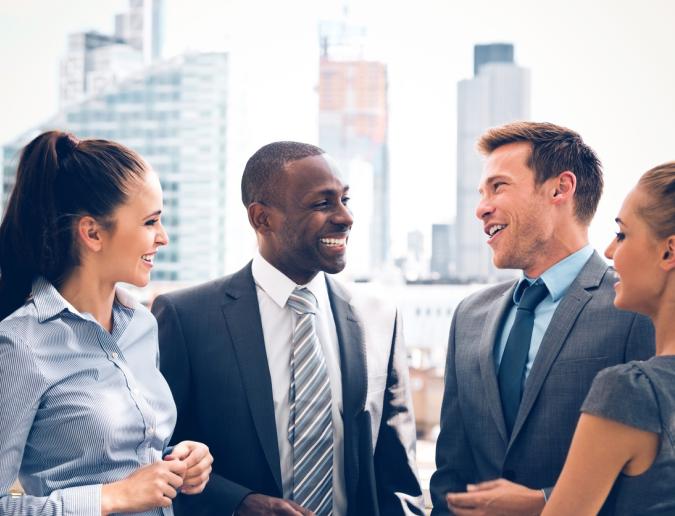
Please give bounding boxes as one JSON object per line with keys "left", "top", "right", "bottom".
{"left": 153, "top": 141, "right": 423, "bottom": 516}
{"left": 429, "top": 122, "right": 655, "bottom": 515}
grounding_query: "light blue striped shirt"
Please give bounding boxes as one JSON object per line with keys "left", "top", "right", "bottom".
{"left": 495, "top": 245, "right": 595, "bottom": 380}
{"left": 0, "top": 277, "right": 177, "bottom": 515}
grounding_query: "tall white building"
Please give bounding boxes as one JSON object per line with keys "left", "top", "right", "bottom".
{"left": 456, "top": 43, "right": 530, "bottom": 282}
{"left": 3, "top": 53, "right": 228, "bottom": 283}
{"left": 115, "top": 0, "right": 164, "bottom": 64}
{"left": 59, "top": 0, "right": 163, "bottom": 108}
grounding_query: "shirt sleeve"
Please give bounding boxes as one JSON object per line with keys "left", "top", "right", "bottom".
{"left": 581, "top": 362, "right": 661, "bottom": 434}
{"left": 0, "top": 331, "right": 102, "bottom": 515}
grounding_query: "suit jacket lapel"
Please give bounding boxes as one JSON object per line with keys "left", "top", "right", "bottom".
{"left": 221, "top": 263, "right": 283, "bottom": 493}
{"left": 509, "top": 252, "right": 607, "bottom": 444}
{"left": 478, "top": 284, "right": 516, "bottom": 447}
{"left": 326, "top": 277, "right": 367, "bottom": 504}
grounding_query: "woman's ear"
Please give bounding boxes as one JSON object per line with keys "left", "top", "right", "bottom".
{"left": 660, "top": 235, "right": 675, "bottom": 272}
{"left": 76, "top": 216, "right": 105, "bottom": 253}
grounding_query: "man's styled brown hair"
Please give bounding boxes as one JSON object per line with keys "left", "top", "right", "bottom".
{"left": 477, "top": 121, "right": 603, "bottom": 224}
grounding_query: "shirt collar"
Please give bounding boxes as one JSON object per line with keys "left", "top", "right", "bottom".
{"left": 514, "top": 244, "right": 594, "bottom": 304}
{"left": 252, "top": 251, "right": 327, "bottom": 310}
{"left": 31, "top": 276, "right": 137, "bottom": 323}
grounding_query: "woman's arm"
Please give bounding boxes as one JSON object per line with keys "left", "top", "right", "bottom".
{"left": 542, "top": 413, "right": 658, "bottom": 516}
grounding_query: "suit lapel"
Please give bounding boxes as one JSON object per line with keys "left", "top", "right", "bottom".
{"left": 509, "top": 252, "right": 607, "bottom": 444}
{"left": 326, "top": 277, "right": 367, "bottom": 505}
{"left": 221, "top": 263, "right": 283, "bottom": 494}
{"left": 478, "top": 284, "right": 516, "bottom": 446}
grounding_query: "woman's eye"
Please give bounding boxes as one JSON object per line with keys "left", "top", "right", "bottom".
{"left": 145, "top": 219, "right": 159, "bottom": 226}
{"left": 615, "top": 231, "right": 625, "bottom": 242}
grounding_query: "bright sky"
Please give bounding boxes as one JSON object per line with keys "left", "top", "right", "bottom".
{"left": 2, "top": 0, "right": 674, "bottom": 260}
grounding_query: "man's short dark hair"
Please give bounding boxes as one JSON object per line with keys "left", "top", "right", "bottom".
{"left": 241, "top": 141, "right": 325, "bottom": 207}
{"left": 477, "top": 121, "right": 603, "bottom": 224}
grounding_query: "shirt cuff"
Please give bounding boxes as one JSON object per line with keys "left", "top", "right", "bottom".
{"left": 61, "top": 483, "right": 102, "bottom": 516}
{"left": 542, "top": 487, "right": 553, "bottom": 502}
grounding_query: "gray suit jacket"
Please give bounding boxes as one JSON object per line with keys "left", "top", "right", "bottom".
{"left": 430, "top": 252, "right": 655, "bottom": 514}
{"left": 152, "top": 263, "right": 423, "bottom": 516}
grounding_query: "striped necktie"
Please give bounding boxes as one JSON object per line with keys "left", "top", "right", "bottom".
{"left": 287, "top": 287, "right": 333, "bottom": 516}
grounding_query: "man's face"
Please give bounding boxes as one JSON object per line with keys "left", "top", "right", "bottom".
{"left": 264, "top": 154, "right": 353, "bottom": 284}
{"left": 476, "top": 142, "right": 556, "bottom": 275}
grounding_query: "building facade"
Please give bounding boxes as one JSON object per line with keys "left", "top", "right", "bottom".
{"left": 2, "top": 53, "right": 228, "bottom": 283}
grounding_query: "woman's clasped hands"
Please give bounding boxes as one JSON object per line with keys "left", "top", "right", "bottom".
{"left": 100, "top": 441, "right": 213, "bottom": 515}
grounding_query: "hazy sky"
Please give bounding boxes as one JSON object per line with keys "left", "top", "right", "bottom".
{"left": 2, "top": 0, "right": 674, "bottom": 260}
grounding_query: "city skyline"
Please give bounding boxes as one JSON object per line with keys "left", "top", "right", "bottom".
{"left": 2, "top": 0, "right": 675, "bottom": 267}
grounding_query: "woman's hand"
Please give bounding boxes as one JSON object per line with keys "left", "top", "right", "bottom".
{"left": 166, "top": 440, "right": 213, "bottom": 495}
{"left": 100, "top": 459, "right": 187, "bottom": 515}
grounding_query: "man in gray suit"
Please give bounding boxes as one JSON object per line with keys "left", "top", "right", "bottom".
{"left": 153, "top": 142, "right": 423, "bottom": 516}
{"left": 429, "top": 122, "right": 654, "bottom": 515}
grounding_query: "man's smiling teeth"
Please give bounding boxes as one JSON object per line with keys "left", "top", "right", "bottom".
{"left": 488, "top": 224, "right": 506, "bottom": 237}
{"left": 320, "top": 238, "right": 346, "bottom": 247}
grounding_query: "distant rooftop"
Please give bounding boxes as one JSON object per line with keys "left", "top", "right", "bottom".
{"left": 474, "top": 43, "right": 514, "bottom": 76}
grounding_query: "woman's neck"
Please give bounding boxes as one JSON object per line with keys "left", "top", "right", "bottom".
{"left": 58, "top": 268, "right": 116, "bottom": 332}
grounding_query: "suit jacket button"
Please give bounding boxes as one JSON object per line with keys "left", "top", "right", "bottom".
{"left": 503, "top": 469, "right": 516, "bottom": 481}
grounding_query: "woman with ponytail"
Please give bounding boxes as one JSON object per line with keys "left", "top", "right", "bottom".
{"left": 0, "top": 131, "right": 212, "bottom": 515}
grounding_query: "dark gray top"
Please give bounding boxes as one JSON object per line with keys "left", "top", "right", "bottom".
{"left": 582, "top": 356, "right": 675, "bottom": 515}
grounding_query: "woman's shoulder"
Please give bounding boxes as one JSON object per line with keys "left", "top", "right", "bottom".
{"left": 582, "top": 360, "right": 663, "bottom": 434}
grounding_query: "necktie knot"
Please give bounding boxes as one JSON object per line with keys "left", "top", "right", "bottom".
{"left": 516, "top": 281, "right": 548, "bottom": 313}
{"left": 287, "top": 287, "right": 317, "bottom": 315}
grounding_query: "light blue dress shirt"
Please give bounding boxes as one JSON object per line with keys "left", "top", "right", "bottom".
{"left": 494, "top": 245, "right": 595, "bottom": 380}
{"left": 0, "top": 277, "right": 177, "bottom": 515}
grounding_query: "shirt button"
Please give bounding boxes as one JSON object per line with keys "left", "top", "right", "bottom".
{"left": 148, "top": 426, "right": 155, "bottom": 436}
{"left": 111, "top": 352, "right": 118, "bottom": 360}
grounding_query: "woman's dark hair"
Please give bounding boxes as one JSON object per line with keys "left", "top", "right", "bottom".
{"left": 0, "top": 130, "right": 147, "bottom": 320}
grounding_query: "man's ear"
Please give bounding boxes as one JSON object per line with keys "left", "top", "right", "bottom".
{"left": 247, "top": 202, "right": 274, "bottom": 235}
{"left": 660, "top": 235, "right": 675, "bottom": 272}
{"left": 76, "top": 216, "right": 105, "bottom": 253}
{"left": 551, "top": 171, "right": 577, "bottom": 204}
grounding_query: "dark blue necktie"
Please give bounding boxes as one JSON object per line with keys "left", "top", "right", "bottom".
{"left": 498, "top": 281, "right": 549, "bottom": 436}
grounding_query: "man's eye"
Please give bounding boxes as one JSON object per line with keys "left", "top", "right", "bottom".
{"left": 313, "top": 201, "right": 329, "bottom": 209}
{"left": 494, "top": 182, "right": 505, "bottom": 191}
{"left": 342, "top": 196, "right": 350, "bottom": 205}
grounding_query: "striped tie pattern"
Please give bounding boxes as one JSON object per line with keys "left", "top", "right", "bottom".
{"left": 287, "top": 287, "right": 333, "bottom": 516}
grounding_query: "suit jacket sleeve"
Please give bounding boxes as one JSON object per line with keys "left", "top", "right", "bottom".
{"left": 429, "top": 303, "right": 478, "bottom": 515}
{"left": 372, "top": 310, "right": 425, "bottom": 515}
{"left": 624, "top": 312, "right": 656, "bottom": 362}
{"left": 152, "top": 294, "right": 253, "bottom": 515}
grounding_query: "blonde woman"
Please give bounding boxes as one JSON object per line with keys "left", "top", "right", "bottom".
{"left": 544, "top": 163, "right": 675, "bottom": 515}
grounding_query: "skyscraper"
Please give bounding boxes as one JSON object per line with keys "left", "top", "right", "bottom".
{"left": 115, "top": 0, "right": 164, "bottom": 64}
{"left": 59, "top": 0, "right": 163, "bottom": 108}
{"left": 431, "top": 223, "right": 455, "bottom": 279}
{"left": 318, "top": 18, "right": 390, "bottom": 278}
{"left": 455, "top": 43, "right": 530, "bottom": 281}
{"left": 2, "top": 52, "right": 228, "bottom": 282}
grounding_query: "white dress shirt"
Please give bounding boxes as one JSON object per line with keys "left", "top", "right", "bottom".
{"left": 252, "top": 252, "right": 347, "bottom": 516}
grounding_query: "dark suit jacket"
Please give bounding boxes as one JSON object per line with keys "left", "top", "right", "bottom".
{"left": 429, "top": 252, "right": 655, "bottom": 515}
{"left": 152, "top": 263, "right": 423, "bottom": 516}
